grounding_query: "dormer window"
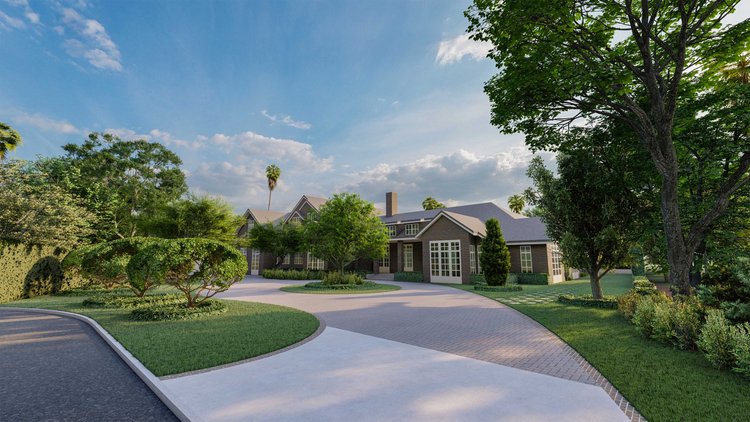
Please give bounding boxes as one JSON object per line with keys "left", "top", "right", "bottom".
{"left": 387, "top": 225, "right": 397, "bottom": 237}
{"left": 405, "top": 223, "right": 419, "bottom": 236}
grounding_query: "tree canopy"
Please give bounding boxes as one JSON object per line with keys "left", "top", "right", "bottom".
{"left": 422, "top": 196, "right": 445, "bottom": 210}
{"left": 248, "top": 221, "right": 304, "bottom": 266}
{"left": 507, "top": 194, "right": 525, "bottom": 214}
{"left": 142, "top": 194, "right": 244, "bottom": 243}
{"left": 0, "top": 122, "right": 22, "bottom": 160}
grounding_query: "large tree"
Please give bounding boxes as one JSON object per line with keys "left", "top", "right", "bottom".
{"left": 142, "top": 194, "right": 245, "bottom": 243}
{"left": 467, "top": 1, "right": 750, "bottom": 294}
{"left": 303, "top": 193, "right": 389, "bottom": 272}
{"left": 63, "top": 132, "right": 187, "bottom": 239}
{"left": 480, "top": 218, "right": 511, "bottom": 286}
{"left": 0, "top": 122, "right": 22, "bottom": 160}
{"left": 525, "top": 130, "right": 642, "bottom": 298}
{"left": 248, "top": 221, "right": 304, "bottom": 266}
{"left": 422, "top": 196, "right": 445, "bottom": 210}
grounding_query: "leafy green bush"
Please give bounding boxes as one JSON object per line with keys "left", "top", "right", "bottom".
{"left": 127, "top": 238, "right": 246, "bottom": 307}
{"left": 633, "top": 294, "right": 703, "bottom": 350}
{"left": 514, "top": 272, "right": 548, "bottom": 285}
{"left": 395, "top": 272, "right": 424, "bottom": 282}
{"left": 618, "top": 290, "right": 643, "bottom": 320}
{"left": 81, "top": 237, "right": 159, "bottom": 295}
{"left": 262, "top": 269, "right": 325, "bottom": 280}
{"left": 633, "top": 276, "right": 657, "bottom": 293}
{"left": 82, "top": 293, "right": 183, "bottom": 309}
{"left": 733, "top": 323, "right": 750, "bottom": 379}
{"left": 558, "top": 294, "right": 618, "bottom": 309}
{"left": 699, "top": 309, "right": 737, "bottom": 369}
{"left": 322, "top": 271, "right": 364, "bottom": 286}
{"left": 698, "top": 262, "right": 750, "bottom": 323}
{"left": 304, "top": 281, "right": 379, "bottom": 290}
{"left": 470, "top": 274, "right": 487, "bottom": 285}
{"left": 130, "top": 300, "right": 228, "bottom": 321}
{"left": 475, "top": 284, "right": 522, "bottom": 292}
{"left": 632, "top": 294, "right": 670, "bottom": 337}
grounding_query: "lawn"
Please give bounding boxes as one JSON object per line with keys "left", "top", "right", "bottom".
{"left": 1, "top": 293, "right": 320, "bottom": 377}
{"left": 456, "top": 275, "right": 750, "bottom": 422}
{"left": 280, "top": 283, "right": 400, "bottom": 294}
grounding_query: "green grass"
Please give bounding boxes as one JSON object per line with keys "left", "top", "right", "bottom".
{"left": 280, "top": 283, "right": 401, "bottom": 294}
{"left": 457, "top": 275, "right": 750, "bottom": 422}
{"left": 1, "top": 292, "right": 319, "bottom": 377}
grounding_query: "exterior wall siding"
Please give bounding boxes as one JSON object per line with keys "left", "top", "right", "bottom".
{"left": 418, "top": 217, "right": 473, "bottom": 284}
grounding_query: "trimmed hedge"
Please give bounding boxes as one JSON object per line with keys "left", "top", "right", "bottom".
{"left": 0, "top": 239, "right": 88, "bottom": 304}
{"left": 394, "top": 272, "right": 424, "bottom": 282}
{"left": 82, "top": 293, "right": 184, "bottom": 309}
{"left": 470, "top": 274, "right": 486, "bottom": 285}
{"left": 304, "top": 281, "right": 380, "bottom": 290}
{"left": 262, "top": 268, "right": 326, "bottom": 280}
{"left": 130, "top": 300, "right": 228, "bottom": 321}
{"left": 474, "top": 284, "right": 522, "bottom": 292}
{"left": 513, "top": 272, "right": 549, "bottom": 285}
{"left": 558, "top": 294, "right": 619, "bottom": 309}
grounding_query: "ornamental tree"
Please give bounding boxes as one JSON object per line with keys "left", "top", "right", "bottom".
{"left": 127, "top": 238, "right": 246, "bottom": 307}
{"left": 466, "top": 0, "right": 750, "bottom": 294}
{"left": 480, "top": 218, "right": 511, "bottom": 286}
{"left": 81, "top": 237, "right": 159, "bottom": 295}
{"left": 303, "top": 193, "right": 389, "bottom": 273}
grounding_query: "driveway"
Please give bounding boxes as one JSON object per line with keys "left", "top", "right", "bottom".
{"left": 163, "top": 278, "right": 637, "bottom": 421}
{"left": 0, "top": 310, "right": 178, "bottom": 422}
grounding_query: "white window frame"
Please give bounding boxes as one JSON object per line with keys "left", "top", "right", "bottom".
{"left": 404, "top": 244, "right": 413, "bottom": 272}
{"left": 283, "top": 254, "right": 290, "bottom": 265}
{"left": 307, "top": 252, "right": 325, "bottom": 270}
{"left": 429, "top": 240, "right": 461, "bottom": 283}
{"left": 251, "top": 248, "right": 260, "bottom": 274}
{"left": 551, "top": 244, "right": 563, "bottom": 276}
{"left": 294, "top": 252, "right": 303, "bottom": 265}
{"left": 405, "top": 223, "right": 419, "bottom": 236}
{"left": 387, "top": 225, "right": 397, "bottom": 237}
{"left": 379, "top": 252, "right": 391, "bottom": 272}
{"left": 520, "top": 245, "right": 533, "bottom": 273}
{"left": 470, "top": 245, "right": 477, "bottom": 275}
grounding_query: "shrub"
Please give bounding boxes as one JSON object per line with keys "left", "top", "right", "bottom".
{"left": 475, "top": 284, "right": 522, "bottom": 292}
{"left": 633, "top": 276, "right": 657, "bottom": 293}
{"left": 632, "top": 294, "right": 670, "bottom": 337}
{"left": 699, "top": 262, "right": 750, "bottom": 323}
{"left": 670, "top": 296, "right": 705, "bottom": 350}
{"left": 127, "top": 238, "right": 246, "bottom": 307}
{"left": 322, "top": 271, "right": 364, "bottom": 286}
{"left": 303, "top": 281, "right": 379, "bottom": 290}
{"left": 515, "top": 272, "right": 549, "bottom": 285}
{"left": 81, "top": 237, "right": 159, "bottom": 295}
{"left": 82, "top": 293, "right": 183, "bottom": 309}
{"left": 732, "top": 323, "right": 750, "bottom": 379}
{"left": 470, "top": 274, "right": 487, "bottom": 285}
{"left": 395, "top": 272, "right": 424, "bottom": 282}
{"left": 262, "top": 269, "right": 325, "bottom": 280}
{"left": 618, "top": 290, "right": 643, "bottom": 320}
{"left": 130, "top": 300, "right": 228, "bottom": 321}
{"left": 558, "top": 294, "right": 618, "bottom": 309}
{"left": 480, "top": 218, "right": 511, "bottom": 286}
{"left": 699, "top": 309, "right": 737, "bottom": 369}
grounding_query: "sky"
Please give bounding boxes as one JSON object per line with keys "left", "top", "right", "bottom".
{"left": 1, "top": 1, "right": 748, "bottom": 213}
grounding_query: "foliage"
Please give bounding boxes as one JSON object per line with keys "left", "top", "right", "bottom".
{"left": 63, "top": 132, "right": 187, "bottom": 240}
{"left": 733, "top": 323, "right": 750, "bottom": 379}
{"left": 0, "top": 122, "right": 22, "bottom": 160}
{"left": 142, "top": 194, "right": 244, "bottom": 243}
{"left": 265, "top": 164, "right": 281, "bottom": 211}
{"left": 304, "top": 193, "right": 389, "bottom": 272}
{"left": 524, "top": 135, "right": 640, "bottom": 299}
{"left": 618, "top": 290, "right": 644, "bottom": 321}
{"left": 82, "top": 293, "right": 183, "bottom": 309}
{"left": 633, "top": 277, "right": 658, "bottom": 294}
{"left": 261, "top": 268, "right": 325, "bottom": 280}
{"left": 421, "top": 196, "right": 445, "bottom": 210}
{"left": 507, "top": 194, "right": 525, "bottom": 214}
{"left": 475, "top": 284, "right": 522, "bottom": 292}
{"left": 0, "top": 240, "right": 88, "bottom": 303}
{"left": 281, "top": 282, "right": 400, "bottom": 294}
{"left": 470, "top": 274, "right": 486, "bottom": 285}
{"left": 248, "top": 222, "right": 304, "bottom": 266}
{"left": 130, "top": 300, "right": 228, "bottom": 321}
{"left": 321, "top": 271, "right": 364, "bottom": 286}
{"left": 467, "top": 0, "right": 750, "bottom": 294}
{"left": 558, "top": 294, "right": 618, "bottom": 309}
{"left": 81, "top": 237, "right": 159, "bottom": 295}
{"left": 699, "top": 310, "right": 739, "bottom": 370}
{"left": 127, "top": 238, "right": 246, "bottom": 307}
{"left": 698, "top": 261, "right": 750, "bottom": 323}
{"left": 394, "top": 271, "right": 424, "bottom": 282}
{"left": 633, "top": 294, "right": 672, "bottom": 338}
{"left": 479, "top": 218, "right": 511, "bottom": 286}
{"left": 0, "top": 161, "right": 94, "bottom": 247}
{"left": 514, "top": 273, "right": 548, "bottom": 285}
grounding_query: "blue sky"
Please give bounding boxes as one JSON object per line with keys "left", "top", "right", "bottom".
{"left": 2, "top": 1, "right": 748, "bottom": 213}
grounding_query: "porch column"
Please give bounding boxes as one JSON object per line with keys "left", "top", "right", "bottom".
{"left": 397, "top": 241, "right": 403, "bottom": 273}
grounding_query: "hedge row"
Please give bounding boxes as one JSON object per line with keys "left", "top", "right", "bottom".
{"left": 394, "top": 271, "right": 424, "bottom": 282}
{"left": 558, "top": 294, "right": 619, "bottom": 309}
{"left": 0, "top": 239, "right": 88, "bottom": 304}
{"left": 474, "top": 285, "right": 523, "bottom": 292}
{"left": 510, "top": 272, "right": 549, "bottom": 285}
{"left": 262, "top": 268, "right": 326, "bottom": 280}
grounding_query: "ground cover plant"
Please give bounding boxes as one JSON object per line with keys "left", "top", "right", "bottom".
{"left": 262, "top": 269, "right": 326, "bottom": 280}
{"left": 1, "top": 289, "right": 319, "bottom": 377}
{"left": 280, "top": 271, "right": 400, "bottom": 294}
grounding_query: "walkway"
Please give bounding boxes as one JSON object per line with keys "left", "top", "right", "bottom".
{"left": 0, "top": 310, "right": 178, "bottom": 422}
{"left": 163, "top": 277, "right": 639, "bottom": 421}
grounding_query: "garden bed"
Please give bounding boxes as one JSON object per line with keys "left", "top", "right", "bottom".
{"left": 280, "top": 282, "right": 400, "bottom": 294}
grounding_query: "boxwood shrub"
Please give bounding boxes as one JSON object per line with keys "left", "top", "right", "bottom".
{"left": 130, "top": 300, "right": 228, "bottom": 321}
{"left": 262, "top": 268, "right": 326, "bottom": 280}
{"left": 514, "top": 272, "right": 548, "bottom": 285}
{"left": 395, "top": 272, "right": 424, "bottom": 282}
{"left": 83, "top": 293, "right": 184, "bottom": 309}
{"left": 558, "top": 294, "right": 619, "bottom": 309}
{"left": 304, "top": 281, "right": 380, "bottom": 290}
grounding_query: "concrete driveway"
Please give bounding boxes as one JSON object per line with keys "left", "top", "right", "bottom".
{"left": 163, "top": 277, "right": 636, "bottom": 421}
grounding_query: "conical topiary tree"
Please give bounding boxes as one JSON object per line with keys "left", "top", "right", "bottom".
{"left": 480, "top": 218, "right": 511, "bottom": 286}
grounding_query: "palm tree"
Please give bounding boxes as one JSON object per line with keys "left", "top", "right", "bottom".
{"left": 265, "top": 164, "right": 281, "bottom": 211}
{"left": 508, "top": 194, "right": 525, "bottom": 214}
{"left": 722, "top": 56, "right": 749, "bottom": 84}
{"left": 0, "top": 122, "right": 22, "bottom": 160}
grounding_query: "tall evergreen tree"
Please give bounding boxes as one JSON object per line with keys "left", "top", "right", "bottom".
{"left": 480, "top": 218, "right": 511, "bottom": 286}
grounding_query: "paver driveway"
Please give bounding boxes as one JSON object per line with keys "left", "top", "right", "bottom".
{"left": 0, "top": 309, "right": 178, "bottom": 422}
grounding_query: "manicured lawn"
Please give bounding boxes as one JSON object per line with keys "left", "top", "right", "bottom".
{"left": 1, "top": 293, "right": 319, "bottom": 377}
{"left": 280, "top": 283, "right": 400, "bottom": 294}
{"left": 457, "top": 276, "right": 750, "bottom": 422}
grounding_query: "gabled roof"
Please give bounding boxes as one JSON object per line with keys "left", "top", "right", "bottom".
{"left": 415, "top": 211, "right": 487, "bottom": 238}
{"left": 284, "top": 195, "right": 328, "bottom": 223}
{"left": 243, "top": 209, "right": 286, "bottom": 224}
{"left": 381, "top": 202, "right": 549, "bottom": 243}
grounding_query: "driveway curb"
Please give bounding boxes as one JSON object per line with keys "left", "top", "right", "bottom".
{"left": 0, "top": 308, "right": 201, "bottom": 422}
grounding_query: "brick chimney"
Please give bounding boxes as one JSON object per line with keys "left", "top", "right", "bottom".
{"left": 386, "top": 192, "right": 398, "bottom": 217}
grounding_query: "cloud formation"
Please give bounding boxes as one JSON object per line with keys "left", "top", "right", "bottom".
{"left": 261, "top": 110, "right": 312, "bottom": 130}
{"left": 59, "top": 7, "right": 122, "bottom": 70}
{"left": 0, "top": 10, "right": 25, "bottom": 30}
{"left": 436, "top": 34, "right": 491, "bottom": 65}
{"left": 12, "top": 111, "right": 80, "bottom": 134}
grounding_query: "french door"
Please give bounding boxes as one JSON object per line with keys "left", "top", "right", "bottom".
{"left": 429, "top": 240, "right": 461, "bottom": 283}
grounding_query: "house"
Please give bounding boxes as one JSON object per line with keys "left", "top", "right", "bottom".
{"left": 238, "top": 192, "right": 564, "bottom": 284}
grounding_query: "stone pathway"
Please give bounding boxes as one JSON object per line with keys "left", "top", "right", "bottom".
{"left": 0, "top": 310, "right": 178, "bottom": 422}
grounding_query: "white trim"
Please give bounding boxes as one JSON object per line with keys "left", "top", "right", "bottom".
{"left": 404, "top": 244, "right": 413, "bottom": 272}
{"left": 417, "top": 212, "right": 482, "bottom": 239}
{"left": 520, "top": 245, "right": 533, "bottom": 273}
{"left": 428, "top": 240, "right": 462, "bottom": 283}
{"left": 250, "top": 249, "right": 261, "bottom": 275}
{"left": 284, "top": 196, "right": 320, "bottom": 223}
{"left": 506, "top": 241, "right": 549, "bottom": 246}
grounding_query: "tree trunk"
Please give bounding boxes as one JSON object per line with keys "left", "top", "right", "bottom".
{"left": 660, "top": 170, "right": 693, "bottom": 295}
{"left": 267, "top": 190, "right": 272, "bottom": 211}
{"left": 589, "top": 267, "right": 603, "bottom": 300}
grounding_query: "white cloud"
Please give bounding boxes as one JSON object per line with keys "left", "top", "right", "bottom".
{"left": 341, "top": 148, "right": 551, "bottom": 211}
{"left": 104, "top": 127, "right": 205, "bottom": 149}
{"left": 436, "top": 34, "right": 491, "bottom": 65}
{"left": 261, "top": 110, "right": 312, "bottom": 130}
{"left": 3, "top": 0, "right": 38, "bottom": 26}
{"left": 0, "top": 10, "right": 25, "bottom": 30}
{"left": 209, "top": 131, "right": 333, "bottom": 172}
{"left": 12, "top": 111, "right": 80, "bottom": 134}
{"left": 59, "top": 7, "right": 122, "bottom": 70}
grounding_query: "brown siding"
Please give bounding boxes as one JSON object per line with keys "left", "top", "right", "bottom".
{"left": 531, "top": 245, "right": 549, "bottom": 274}
{"left": 508, "top": 245, "right": 522, "bottom": 273}
{"left": 419, "top": 217, "right": 473, "bottom": 284}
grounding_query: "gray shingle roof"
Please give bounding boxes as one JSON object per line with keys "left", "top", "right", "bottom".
{"left": 381, "top": 202, "right": 550, "bottom": 243}
{"left": 244, "top": 209, "right": 286, "bottom": 224}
